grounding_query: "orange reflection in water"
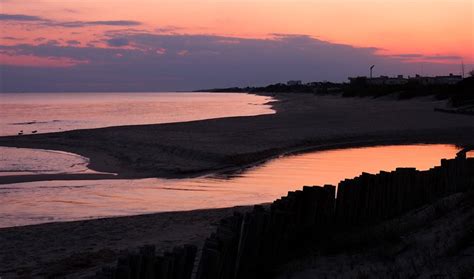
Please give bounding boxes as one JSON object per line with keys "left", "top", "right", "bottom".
{"left": 0, "top": 144, "right": 460, "bottom": 227}
{"left": 225, "top": 144, "right": 460, "bottom": 191}
{"left": 467, "top": 151, "right": 474, "bottom": 158}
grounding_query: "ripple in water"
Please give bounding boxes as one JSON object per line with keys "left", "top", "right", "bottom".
{"left": 0, "top": 147, "right": 99, "bottom": 176}
{"left": 0, "top": 92, "right": 275, "bottom": 136}
{"left": 0, "top": 144, "right": 460, "bottom": 228}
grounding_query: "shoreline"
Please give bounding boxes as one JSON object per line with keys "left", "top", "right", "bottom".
{"left": 1, "top": 93, "right": 474, "bottom": 184}
{"left": 0, "top": 138, "right": 466, "bottom": 185}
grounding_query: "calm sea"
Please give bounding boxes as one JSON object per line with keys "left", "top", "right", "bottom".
{"left": 0, "top": 92, "right": 274, "bottom": 136}
{"left": 0, "top": 92, "right": 274, "bottom": 177}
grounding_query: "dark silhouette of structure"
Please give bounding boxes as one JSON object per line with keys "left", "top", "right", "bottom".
{"left": 94, "top": 155, "right": 474, "bottom": 278}
{"left": 195, "top": 156, "right": 473, "bottom": 278}
{"left": 95, "top": 245, "right": 197, "bottom": 279}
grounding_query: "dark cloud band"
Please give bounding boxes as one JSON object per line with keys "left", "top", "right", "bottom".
{"left": 0, "top": 14, "right": 44, "bottom": 21}
{"left": 0, "top": 32, "right": 468, "bottom": 92}
{"left": 0, "top": 13, "right": 141, "bottom": 27}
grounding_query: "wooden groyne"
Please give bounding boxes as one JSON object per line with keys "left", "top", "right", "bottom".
{"left": 95, "top": 244, "right": 197, "bottom": 279}
{"left": 196, "top": 213, "right": 243, "bottom": 279}
{"left": 336, "top": 157, "right": 470, "bottom": 227}
{"left": 96, "top": 157, "right": 473, "bottom": 278}
{"left": 197, "top": 157, "right": 473, "bottom": 278}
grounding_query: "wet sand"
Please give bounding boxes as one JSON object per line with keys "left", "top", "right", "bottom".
{"left": 1, "top": 93, "right": 474, "bottom": 184}
{"left": 0, "top": 173, "right": 117, "bottom": 185}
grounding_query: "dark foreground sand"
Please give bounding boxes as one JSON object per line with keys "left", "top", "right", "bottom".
{"left": 0, "top": 93, "right": 474, "bottom": 184}
{"left": 0, "top": 206, "right": 252, "bottom": 278}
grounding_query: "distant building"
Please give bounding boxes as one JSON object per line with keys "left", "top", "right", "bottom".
{"left": 367, "top": 75, "right": 408, "bottom": 85}
{"left": 435, "top": 73, "right": 463, "bottom": 84}
{"left": 411, "top": 73, "right": 462, "bottom": 85}
{"left": 348, "top": 76, "right": 367, "bottom": 84}
{"left": 287, "top": 80, "right": 302, "bottom": 86}
{"left": 348, "top": 75, "right": 408, "bottom": 85}
{"left": 349, "top": 73, "right": 462, "bottom": 86}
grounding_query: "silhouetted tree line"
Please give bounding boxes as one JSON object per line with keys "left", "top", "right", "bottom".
{"left": 198, "top": 82, "right": 342, "bottom": 95}
{"left": 199, "top": 77, "right": 474, "bottom": 108}
{"left": 344, "top": 76, "right": 474, "bottom": 107}
{"left": 450, "top": 76, "right": 474, "bottom": 107}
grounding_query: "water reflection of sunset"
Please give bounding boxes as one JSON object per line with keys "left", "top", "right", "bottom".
{"left": 0, "top": 144, "right": 459, "bottom": 227}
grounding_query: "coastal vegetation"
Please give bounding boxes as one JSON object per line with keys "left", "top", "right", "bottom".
{"left": 201, "top": 75, "right": 474, "bottom": 109}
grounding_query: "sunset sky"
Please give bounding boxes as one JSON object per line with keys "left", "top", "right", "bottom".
{"left": 1, "top": 0, "right": 472, "bottom": 91}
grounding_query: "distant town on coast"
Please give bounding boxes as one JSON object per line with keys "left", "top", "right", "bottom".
{"left": 201, "top": 68, "right": 474, "bottom": 114}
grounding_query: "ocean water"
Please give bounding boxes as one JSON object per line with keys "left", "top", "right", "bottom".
{"left": 0, "top": 144, "right": 460, "bottom": 227}
{"left": 0, "top": 147, "right": 98, "bottom": 176}
{"left": 0, "top": 92, "right": 274, "bottom": 136}
{"left": 0, "top": 91, "right": 273, "bottom": 176}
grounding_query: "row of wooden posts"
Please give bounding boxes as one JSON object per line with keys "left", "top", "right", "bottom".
{"left": 95, "top": 245, "right": 197, "bottom": 279}
{"left": 96, "top": 156, "right": 473, "bottom": 279}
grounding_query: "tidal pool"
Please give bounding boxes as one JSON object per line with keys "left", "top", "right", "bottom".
{"left": 0, "top": 144, "right": 460, "bottom": 227}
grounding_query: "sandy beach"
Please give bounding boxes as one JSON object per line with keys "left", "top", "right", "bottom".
{"left": 1, "top": 94, "right": 474, "bottom": 277}
{"left": 0, "top": 206, "right": 253, "bottom": 278}
{"left": 0, "top": 93, "right": 473, "bottom": 184}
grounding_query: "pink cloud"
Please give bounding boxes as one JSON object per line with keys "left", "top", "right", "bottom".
{"left": 0, "top": 53, "right": 89, "bottom": 67}
{"left": 156, "top": 47, "right": 166, "bottom": 55}
{"left": 177, "top": 50, "right": 189, "bottom": 56}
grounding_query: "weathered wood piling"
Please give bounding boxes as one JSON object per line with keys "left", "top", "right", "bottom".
{"left": 195, "top": 185, "right": 337, "bottom": 279}
{"left": 197, "top": 157, "right": 474, "bottom": 278}
{"left": 95, "top": 157, "right": 473, "bottom": 278}
{"left": 196, "top": 212, "right": 243, "bottom": 279}
{"left": 95, "top": 244, "right": 197, "bottom": 279}
{"left": 335, "top": 156, "right": 472, "bottom": 227}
